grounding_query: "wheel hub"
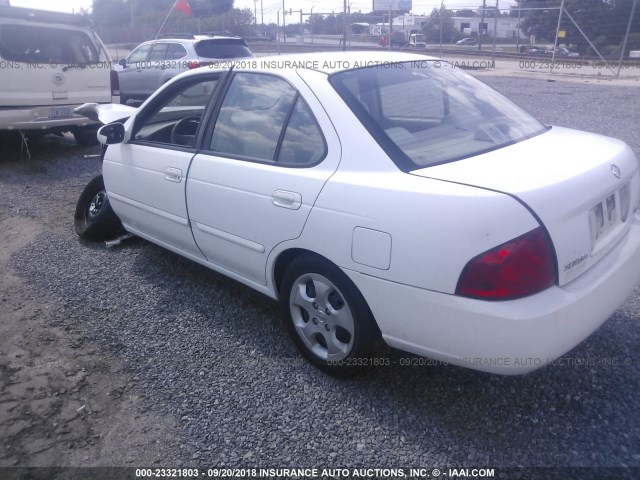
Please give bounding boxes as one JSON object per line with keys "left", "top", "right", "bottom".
{"left": 88, "top": 191, "right": 105, "bottom": 218}
{"left": 289, "top": 273, "right": 355, "bottom": 361}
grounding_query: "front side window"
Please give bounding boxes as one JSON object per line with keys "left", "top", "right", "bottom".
{"left": 127, "top": 44, "right": 151, "bottom": 64}
{"left": 0, "top": 25, "right": 99, "bottom": 64}
{"left": 209, "top": 73, "right": 325, "bottom": 166}
{"left": 330, "top": 61, "right": 547, "bottom": 170}
{"left": 133, "top": 78, "right": 219, "bottom": 147}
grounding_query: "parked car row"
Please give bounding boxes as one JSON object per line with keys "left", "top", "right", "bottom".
{"left": 0, "top": 6, "right": 254, "bottom": 146}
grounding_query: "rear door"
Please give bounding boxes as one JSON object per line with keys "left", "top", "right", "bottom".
{"left": 0, "top": 21, "right": 111, "bottom": 108}
{"left": 186, "top": 71, "right": 340, "bottom": 285}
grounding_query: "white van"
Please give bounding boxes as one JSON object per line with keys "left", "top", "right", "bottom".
{"left": 409, "top": 33, "right": 426, "bottom": 48}
{"left": 0, "top": 6, "right": 119, "bottom": 146}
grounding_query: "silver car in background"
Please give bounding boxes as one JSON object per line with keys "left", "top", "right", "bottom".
{"left": 117, "top": 34, "right": 253, "bottom": 105}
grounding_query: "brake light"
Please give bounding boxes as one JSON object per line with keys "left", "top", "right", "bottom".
{"left": 187, "top": 61, "right": 201, "bottom": 69}
{"left": 110, "top": 69, "right": 120, "bottom": 97}
{"left": 456, "top": 227, "right": 555, "bottom": 300}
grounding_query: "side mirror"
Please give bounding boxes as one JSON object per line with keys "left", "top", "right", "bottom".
{"left": 97, "top": 123, "right": 125, "bottom": 145}
{"left": 118, "top": 58, "right": 127, "bottom": 68}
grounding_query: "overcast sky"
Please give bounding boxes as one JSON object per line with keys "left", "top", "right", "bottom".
{"left": 10, "top": 0, "right": 517, "bottom": 24}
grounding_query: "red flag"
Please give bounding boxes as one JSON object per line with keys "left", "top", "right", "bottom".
{"left": 175, "top": 0, "right": 192, "bottom": 16}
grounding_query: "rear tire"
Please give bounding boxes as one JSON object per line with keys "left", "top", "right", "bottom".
{"left": 280, "top": 256, "right": 382, "bottom": 377}
{"left": 74, "top": 174, "right": 122, "bottom": 241}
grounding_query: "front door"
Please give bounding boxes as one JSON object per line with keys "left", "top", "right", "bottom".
{"left": 103, "top": 73, "right": 223, "bottom": 258}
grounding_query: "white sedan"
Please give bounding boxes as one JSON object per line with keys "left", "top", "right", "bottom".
{"left": 74, "top": 52, "right": 640, "bottom": 377}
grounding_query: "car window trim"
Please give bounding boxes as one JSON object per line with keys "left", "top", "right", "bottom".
{"left": 199, "top": 71, "right": 328, "bottom": 169}
{"left": 273, "top": 92, "right": 300, "bottom": 161}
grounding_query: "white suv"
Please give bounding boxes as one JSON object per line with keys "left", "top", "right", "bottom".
{"left": 0, "top": 6, "right": 119, "bottom": 146}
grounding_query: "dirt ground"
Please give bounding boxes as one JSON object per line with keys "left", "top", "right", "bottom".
{"left": 0, "top": 213, "right": 179, "bottom": 467}
{"left": 0, "top": 138, "right": 186, "bottom": 474}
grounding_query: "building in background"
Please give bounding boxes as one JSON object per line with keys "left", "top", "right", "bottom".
{"left": 370, "top": 13, "right": 523, "bottom": 41}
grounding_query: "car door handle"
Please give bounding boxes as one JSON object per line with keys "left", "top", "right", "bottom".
{"left": 164, "top": 167, "right": 182, "bottom": 183}
{"left": 272, "top": 190, "right": 302, "bottom": 210}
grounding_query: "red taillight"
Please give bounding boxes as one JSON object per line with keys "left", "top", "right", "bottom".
{"left": 456, "top": 227, "right": 555, "bottom": 300}
{"left": 187, "top": 61, "right": 201, "bottom": 69}
{"left": 110, "top": 69, "right": 120, "bottom": 97}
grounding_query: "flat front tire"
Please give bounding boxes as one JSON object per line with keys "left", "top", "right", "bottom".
{"left": 74, "top": 174, "right": 122, "bottom": 241}
{"left": 280, "top": 256, "right": 382, "bottom": 377}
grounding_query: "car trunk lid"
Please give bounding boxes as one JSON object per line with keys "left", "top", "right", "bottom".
{"left": 411, "top": 126, "right": 640, "bottom": 286}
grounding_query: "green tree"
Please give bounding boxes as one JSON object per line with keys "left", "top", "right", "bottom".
{"left": 514, "top": 0, "right": 636, "bottom": 54}
{"left": 421, "top": 7, "right": 456, "bottom": 43}
{"left": 191, "top": 0, "right": 234, "bottom": 16}
{"left": 92, "top": 0, "right": 129, "bottom": 28}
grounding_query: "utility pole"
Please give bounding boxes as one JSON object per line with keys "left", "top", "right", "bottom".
{"left": 277, "top": 8, "right": 281, "bottom": 53}
{"left": 282, "top": 0, "right": 286, "bottom": 41}
{"left": 130, "top": 0, "right": 134, "bottom": 31}
{"left": 439, "top": 1, "right": 444, "bottom": 51}
{"left": 261, "top": 0, "right": 264, "bottom": 26}
{"left": 310, "top": 6, "right": 314, "bottom": 44}
{"left": 478, "top": 0, "right": 486, "bottom": 51}
{"left": 254, "top": 0, "right": 257, "bottom": 29}
{"left": 342, "top": 0, "right": 347, "bottom": 51}
{"left": 617, "top": 0, "right": 638, "bottom": 76}
{"left": 516, "top": 4, "right": 521, "bottom": 53}
{"left": 492, "top": 0, "right": 498, "bottom": 64}
{"left": 551, "top": 0, "right": 565, "bottom": 73}
{"left": 388, "top": 1, "right": 392, "bottom": 51}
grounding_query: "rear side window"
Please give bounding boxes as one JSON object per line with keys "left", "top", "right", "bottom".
{"left": 149, "top": 43, "right": 169, "bottom": 61}
{"left": 0, "top": 25, "right": 99, "bottom": 64}
{"left": 194, "top": 39, "right": 252, "bottom": 59}
{"left": 167, "top": 43, "right": 187, "bottom": 59}
{"left": 209, "top": 73, "right": 325, "bottom": 166}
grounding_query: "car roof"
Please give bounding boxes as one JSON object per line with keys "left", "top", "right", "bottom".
{"left": 146, "top": 34, "right": 244, "bottom": 43}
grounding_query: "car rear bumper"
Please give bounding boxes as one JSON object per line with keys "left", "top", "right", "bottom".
{"left": 345, "top": 210, "right": 640, "bottom": 375}
{"left": 0, "top": 104, "right": 109, "bottom": 130}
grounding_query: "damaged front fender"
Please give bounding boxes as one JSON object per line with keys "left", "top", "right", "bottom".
{"left": 74, "top": 103, "right": 137, "bottom": 125}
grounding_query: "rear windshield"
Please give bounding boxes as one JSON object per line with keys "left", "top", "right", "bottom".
{"left": 194, "top": 39, "right": 252, "bottom": 59}
{"left": 0, "top": 24, "right": 99, "bottom": 64}
{"left": 330, "top": 61, "right": 547, "bottom": 171}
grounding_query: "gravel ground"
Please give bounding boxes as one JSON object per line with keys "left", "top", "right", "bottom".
{"left": 1, "top": 77, "right": 639, "bottom": 479}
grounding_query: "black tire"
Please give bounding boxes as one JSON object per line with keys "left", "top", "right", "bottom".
{"left": 120, "top": 94, "right": 130, "bottom": 106}
{"left": 74, "top": 174, "right": 122, "bottom": 241}
{"left": 280, "top": 255, "right": 382, "bottom": 377}
{"left": 73, "top": 126, "right": 100, "bottom": 147}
